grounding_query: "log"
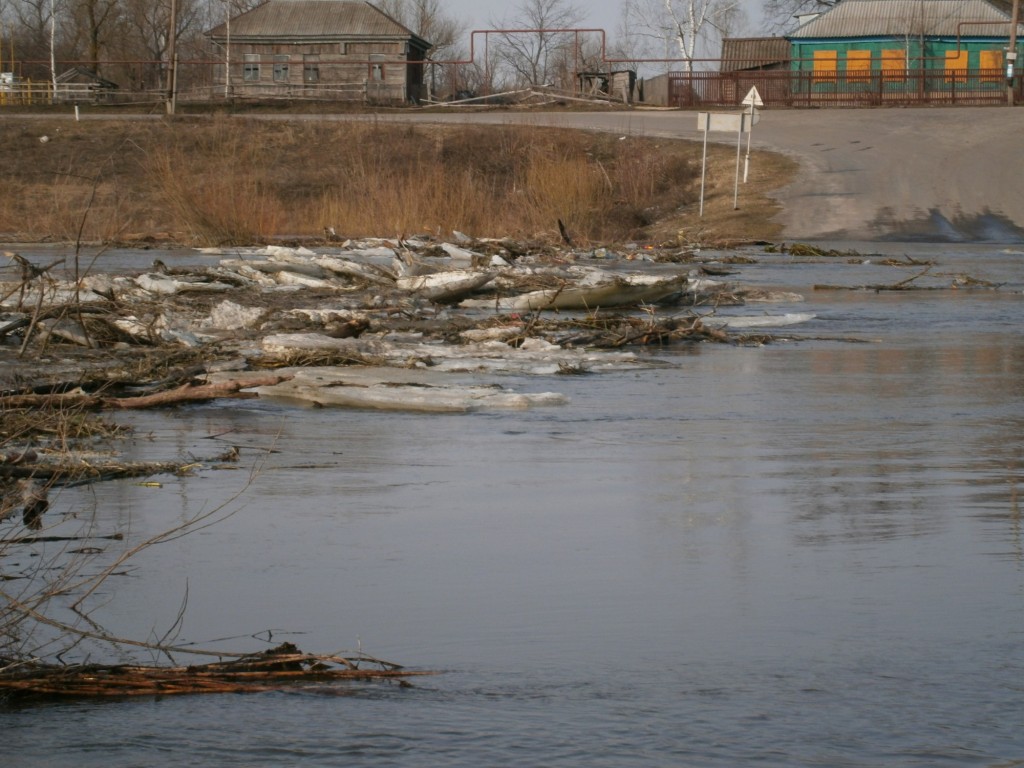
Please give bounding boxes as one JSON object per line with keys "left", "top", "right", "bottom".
{"left": 101, "top": 374, "right": 292, "bottom": 409}
{"left": 0, "top": 374, "right": 293, "bottom": 411}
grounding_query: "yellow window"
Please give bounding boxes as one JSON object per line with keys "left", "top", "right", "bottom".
{"left": 813, "top": 50, "right": 838, "bottom": 83}
{"left": 846, "top": 50, "right": 872, "bottom": 82}
{"left": 881, "top": 49, "right": 905, "bottom": 83}
{"left": 945, "top": 49, "right": 968, "bottom": 82}
{"left": 980, "top": 49, "right": 1003, "bottom": 82}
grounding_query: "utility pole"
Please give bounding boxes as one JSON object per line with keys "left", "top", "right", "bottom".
{"left": 1009, "top": 0, "right": 1020, "bottom": 106}
{"left": 166, "top": 0, "right": 178, "bottom": 115}
{"left": 225, "top": 0, "right": 231, "bottom": 99}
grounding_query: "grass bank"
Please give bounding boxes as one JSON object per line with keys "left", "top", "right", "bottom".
{"left": 0, "top": 115, "right": 795, "bottom": 246}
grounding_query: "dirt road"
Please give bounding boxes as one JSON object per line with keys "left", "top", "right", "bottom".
{"left": 375, "top": 106, "right": 1024, "bottom": 242}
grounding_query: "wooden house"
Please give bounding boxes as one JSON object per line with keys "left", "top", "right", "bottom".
{"left": 207, "top": 0, "right": 431, "bottom": 103}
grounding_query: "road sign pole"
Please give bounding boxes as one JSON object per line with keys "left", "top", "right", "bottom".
{"left": 699, "top": 112, "right": 710, "bottom": 217}
{"left": 743, "top": 106, "right": 754, "bottom": 183}
{"left": 740, "top": 86, "right": 763, "bottom": 183}
{"left": 733, "top": 121, "right": 742, "bottom": 210}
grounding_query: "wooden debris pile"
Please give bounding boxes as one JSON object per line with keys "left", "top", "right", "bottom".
{"left": 0, "top": 642, "right": 431, "bottom": 700}
{"left": 0, "top": 237, "right": 822, "bottom": 417}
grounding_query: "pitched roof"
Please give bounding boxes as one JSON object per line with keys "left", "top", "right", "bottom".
{"left": 719, "top": 38, "right": 791, "bottom": 71}
{"left": 208, "top": 0, "right": 429, "bottom": 47}
{"left": 790, "top": 0, "right": 1022, "bottom": 38}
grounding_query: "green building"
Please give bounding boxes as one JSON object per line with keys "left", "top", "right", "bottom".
{"left": 789, "top": 0, "right": 1024, "bottom": 97}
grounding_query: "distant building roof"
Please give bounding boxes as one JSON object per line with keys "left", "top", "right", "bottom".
{"left": 208, "top": 0, "right": 430, "bottom": 49}
{"left": 55, "top": 67, "right": 118, "bottom": 89}
{"left": 790, "top": 0, "right": 1022, "bottom": 38}
{"left": 719, "top": 37, "right": 791, "bottom": 71}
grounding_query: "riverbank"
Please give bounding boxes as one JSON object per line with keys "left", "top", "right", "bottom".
{"left": 0, "top": 114, "right": 795, "bottom": 248}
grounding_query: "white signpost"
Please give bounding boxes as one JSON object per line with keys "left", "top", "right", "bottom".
{"left": 740, "top": 86, "right": 763, "bottom": 185}
{"left": 696, "top": 86, "right": 763, "bottom": 216}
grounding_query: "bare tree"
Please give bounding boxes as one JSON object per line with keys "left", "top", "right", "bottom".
{"left": 117, "top": 0, "right": 202, "bottom": 89}
{"left": 622, "top": 0, "right": 745, "bottom": 72}
{"left": 623, "top": 0, "right": 744, "bottom": 72}
{"left": 763, "top": 0, "right": 839, "bottom": 33}
{"left": 492, "top": 0, "right": 585, "bottom": 88}
{"left": 66, "top": 0, "right": 120, "bottom": 72}
{"left": 374, "top": 0, "right": 466, "bottom": 97}
{"left": 8, "top": 0, "right": 68, "bottom": 73}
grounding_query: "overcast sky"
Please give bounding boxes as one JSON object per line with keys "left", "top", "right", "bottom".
{"left": 437, "top": 0, "right": 769, "bottom": 42}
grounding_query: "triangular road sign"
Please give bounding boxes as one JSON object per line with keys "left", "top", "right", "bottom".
{"left": 741, "top": 86, "right": 764, "bottom": 107}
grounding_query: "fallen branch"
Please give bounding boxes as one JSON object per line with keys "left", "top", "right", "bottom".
{"left": 0, "top": 642, "right": 433, "bottom": 699}
{"left": 0, "top": 374, "right": 293, "bottom": 411}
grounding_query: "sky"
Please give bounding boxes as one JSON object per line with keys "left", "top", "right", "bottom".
{"left": 436, "top": 0, "right": 769, "bottom": 43}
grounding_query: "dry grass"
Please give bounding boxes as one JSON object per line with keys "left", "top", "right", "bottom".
{"left": 0, "top": 116, "right": 795, "bottom": 246}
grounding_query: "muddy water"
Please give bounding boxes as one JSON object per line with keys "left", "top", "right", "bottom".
{"left": 4, "top": 243, "right": 1024, "bottom": 767}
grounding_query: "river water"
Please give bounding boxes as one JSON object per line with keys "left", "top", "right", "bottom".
{"left": 4, "top": 242, "right": 1024, "bottom": 767}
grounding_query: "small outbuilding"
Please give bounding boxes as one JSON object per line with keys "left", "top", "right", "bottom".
{"left": 718, "top": 37, "right": 792, "bottom": 104}
{"left": 54, "top": 67, "right": 119, "bottom": 103}
{"left": 207, "top": 0, "right": 431, "bottom": 103}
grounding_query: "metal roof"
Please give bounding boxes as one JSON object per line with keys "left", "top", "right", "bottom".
{"left": 719, "top": 38, "right": 791, "bottom": 71}
{"left": 790, "top": 0, "right": 1022, "bottom": 38}
{"left": 208, "top": 1, "right": 429, "bottom": 47}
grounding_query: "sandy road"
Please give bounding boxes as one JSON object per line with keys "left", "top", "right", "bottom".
{"left": 367, "top": 106, "right": 1024, "bottom": 242}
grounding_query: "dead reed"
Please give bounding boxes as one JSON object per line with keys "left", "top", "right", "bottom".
{"left": 0, "top": 117, "right": 703, "bottom": 245}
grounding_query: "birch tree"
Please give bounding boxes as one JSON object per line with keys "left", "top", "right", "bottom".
{"left": 624, "top": 0, "right": 744, "bottom": 72}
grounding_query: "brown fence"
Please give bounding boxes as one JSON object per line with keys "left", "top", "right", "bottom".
{"left": 2, "top": 61, "right": 1023, "bottom": 108}
{"left": 668, "top": 68, "right": 1024, "bottom": 108}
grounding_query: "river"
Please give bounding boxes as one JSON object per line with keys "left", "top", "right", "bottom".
{"left": 4, "top": 241, "right": 1023, "bottom": 767}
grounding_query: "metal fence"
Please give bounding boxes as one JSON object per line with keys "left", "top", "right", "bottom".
{"left": 2, "top": 63, "right": 1023, "bottom": 108}
{"left": 0, "top": 80, "right": 130, "bottom": 106}
{"left": 668, "top": 68, "right": 1024, "bottom": 108}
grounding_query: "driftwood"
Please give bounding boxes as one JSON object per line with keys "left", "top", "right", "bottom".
{"left": 0, "top": 642, "right": 432, "bottom": 699}
{"left": 530, "top": 313, "right": 733, "bottom": 349}
{"left": 814, "top": 266, "right": 1001, "bottom": 292}
{"left": 0, "top": 456, "right": 208, "bottom": 483}
{"left": 0, "top": 374, "right": 293, "bottom": 411}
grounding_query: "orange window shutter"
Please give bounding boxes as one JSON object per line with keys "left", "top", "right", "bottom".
{"left": 847, "top": 50, "right": 872, "bottom": 82}
{"left": 945, "top": 49, "right": 968, "bottom": 82}
{"left": 813, "top": 50, "right": 838, "bottom": 83}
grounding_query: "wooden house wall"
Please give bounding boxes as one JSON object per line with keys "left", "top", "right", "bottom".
{"left": 222, "top": 41, "right": 425, "bottom": 101}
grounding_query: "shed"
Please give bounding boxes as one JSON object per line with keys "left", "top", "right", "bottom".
{"left": 207, "top": 0, "right": 431, "bottom": 103}
{"left": 54, "top": 67, "right": 119, "bottom": 103}
{"left": 789, "top": 0, "right": 1024, "bottom": 94}
{"left": 720, "top": 37, "right": 791, "bottom": 72}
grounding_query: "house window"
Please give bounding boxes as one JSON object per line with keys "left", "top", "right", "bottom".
{"left": 273, "top": 55, "right": 290, "bottom": 82}
{"left": 370, "top": 54, "right": 386, "bottom": 81}
{"left": 980, "top": 49, "right": 1003, "bottom": 83}
{"left": 845, "top": 50, "right": 872, "bottom": 83}
{"left": 881, "top": 49, "right": 905, "bottom": 82}
{"left": 243, "top": 54, "right": 260, "bottom": 82}
{"left": 945, "top": 49, "right": 968, "bottom": 83}
{"left": 812, "top": 50, "right": 837, "bottom": 84}
{"left": 304, "top": 55, "right": 320, "bottom": 83}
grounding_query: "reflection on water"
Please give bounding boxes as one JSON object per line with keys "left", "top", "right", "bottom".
{"left": 3, "top": 245, "right": 1024, "bottom": 766}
